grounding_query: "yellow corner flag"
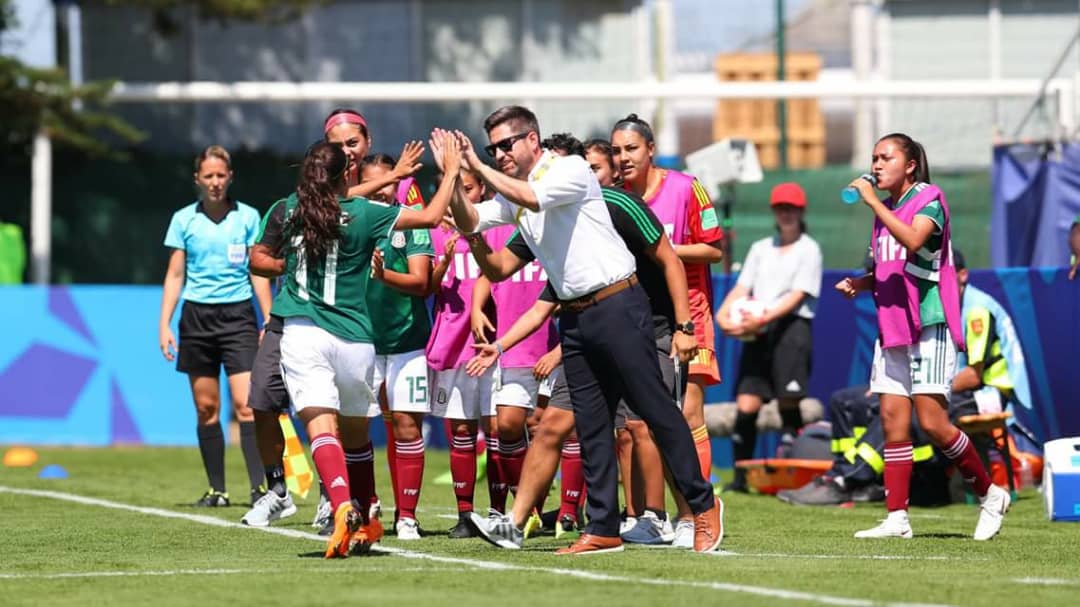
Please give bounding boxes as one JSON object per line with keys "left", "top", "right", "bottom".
{"left": 279, "top": 414, "right": 314, "bottom": 499}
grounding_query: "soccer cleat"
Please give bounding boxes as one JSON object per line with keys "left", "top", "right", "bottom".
{"left": 540, "top": 508, "right": 561, "bottom": 531}
{"left": 312, "top": 493, "right": 332, "bottom": 529}
{"left": 468, "top": 511, "right": 523, "bottom": 550}
{"left": 448, "top": 512, "right": 481, "bottom": 539}
{"left": 250, "top": 486, "right": 268, "bottom": 507}
{"left": 241, "top": 490, "right": 297, "bottom": 527}
{"left": 194, "top": 489, "right": 230, "bottom": 507}
{"left": 973, "top": 484, "right": 1010, "bottom": 541}
{"left": 692, "top": 497, "right": 724, "bottom": 552}
{"left": 368, "top": 499, "right": 382, "bottom": 523}
{"left": 671, "top": 519, "right": 694, "bottom": 549}
{"left": 351, "top": 518, "right": 385, "bottom": 555}
{"left": 854, "top": 510, "right": 913, "bottom": 539}
{"left": 395, "top": 517, "right": 422, "bottom": 541}
{"left": 555, "top": 534, "right": 623, "bottom": 555}
{"left": 620, "top": 511, "right": 672, "bottom": 545}
{"left": 618, "top": 513, "right": 638, "bottom": 536}
{"left": 555, "top": 514, "right": 579, "bottom": 540}
{"left": 777, "top": 477, "right": 852, "bottom": 506}
{"left": 523, "top": 511, "right": 544, "bottom": 539}
{"left": 324, "top": 503, "right": 362, "bottom": 559}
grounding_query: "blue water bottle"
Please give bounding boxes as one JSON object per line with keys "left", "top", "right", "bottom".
{"left": 841, "top": 174, "right": 876, "bottom": 204}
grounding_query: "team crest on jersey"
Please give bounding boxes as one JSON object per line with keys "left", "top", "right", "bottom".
{"left": 970, "top": 318, "right": 985, "bottom": 335}
{"left": 391, "top": 231, "right": 406, "bottom": 248}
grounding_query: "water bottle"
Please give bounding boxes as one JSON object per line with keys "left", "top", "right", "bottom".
{"left": 841, "top": 174, "right": 877, "bottom": 204}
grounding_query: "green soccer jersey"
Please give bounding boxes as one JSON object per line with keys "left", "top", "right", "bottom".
{"left": 894, "top": 183, "right": 946, "bottom": 327}
{"left": 271, "top": 196, "right": 402, "bottom": 343}
{"left": 367, "top": 217, "right": 434, "bottom": 354}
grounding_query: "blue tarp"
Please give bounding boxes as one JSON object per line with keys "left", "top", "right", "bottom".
{"left": 991, "top": 142, "right": 1080, "bottom": 268}
{"left": 2, "top": 269, "right": 1076, "bottom": 453}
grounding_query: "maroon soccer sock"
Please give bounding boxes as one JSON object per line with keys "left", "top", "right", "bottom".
{"left": 395, "top": 438, "right": 425, "bottom": 521}
{"left": 383, "top": 412, "right": 398, "bottom": 505}
{"left": 883, "top": 441, "right": 913, "bottom": 512}
{"left": 498, "top": 437, "right": 528, "bottom": 496}
{"left": 344, "top": 442, "right": 375, "bottom": 515}
{"left": 558, "top": 438, "right": 585, "bottom": 520}
{"left": 311, "top": 433, "right": 351, "bottom": 510}
{"left": 487, "top": 432, "right": 507, "bottom": 513}
{"left": 942, "top": 430, "right": 993, "bottom": 497}
{"left": 449, "top": 430, "right": 478, "bottom": 513}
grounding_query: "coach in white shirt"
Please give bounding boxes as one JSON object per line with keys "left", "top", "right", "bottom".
{"left": 438, "top": 106, "right": 722, "bottom": 555}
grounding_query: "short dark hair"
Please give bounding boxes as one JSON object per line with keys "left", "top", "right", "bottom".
{"left": 952, "top": 248, "right": 966, "bottom": 270}
{"left": 584, "top": 138, "right": 615, "bottom": 167}
{"left": 541, "top": 132, "right": 585, "bottom": 158}
{"left": 879, "top": 132, "right": 931, "bottom": 184}
{"left": 483, "top": 105, "right": 540, "bottom": 138}
{"left": 360, "top": 153, "right": 395, "bottom": 171}
{"left": 612, "top": 113, "right": 655, "bottom": 144}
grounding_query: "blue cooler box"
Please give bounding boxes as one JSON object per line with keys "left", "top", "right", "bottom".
{"left": 1043, "top": 437, "right": 1080, "bottom": 521}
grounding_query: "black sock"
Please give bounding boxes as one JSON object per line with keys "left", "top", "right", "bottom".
{"left": 731, "top": 410, "right": 759, "bottom": 486}
{"left": 196, "top": 424, "right": 226, "bottom": 493}
{"left": 238, "top": 421, "right": 264, "bottom": 492}
{"left": 779, "top": 404, "right": 804, "bottom": 438}
{"left": 265, "top": 464, "right": 287, "bottom": 497}
{"left": 732, "top": 410, "right": 759, "bottom": 461}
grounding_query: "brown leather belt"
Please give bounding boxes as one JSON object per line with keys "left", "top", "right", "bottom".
{"left": 562, "top": 274, "right": 638, "bottom": 313}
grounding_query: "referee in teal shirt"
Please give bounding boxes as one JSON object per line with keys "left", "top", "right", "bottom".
{"left": 159, "top": 146, "right": 272, "bottom": 508}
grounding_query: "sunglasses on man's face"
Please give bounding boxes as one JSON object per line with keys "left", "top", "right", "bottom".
{"left": 484, "top": 132, "right": 531, "bottom": 158}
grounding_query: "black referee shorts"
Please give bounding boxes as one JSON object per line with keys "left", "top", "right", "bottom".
{"left": 177, "top": 300, "right": 258, "bottom": 377}
{"left": 247, "top": 319, "right": 289, "bottom": 413}
{"left": 735, "top": 315, "right": 812, "bottom": 402}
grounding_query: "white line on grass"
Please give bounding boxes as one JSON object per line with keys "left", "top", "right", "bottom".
{"left": 0, "top": 486, "right": 953, "bottom": 607}
{"left": 0, "top": 567, "right": 457, "bottom": 581}
{"left": 1011, "top": 577, "right": 1079, "bottom": 586}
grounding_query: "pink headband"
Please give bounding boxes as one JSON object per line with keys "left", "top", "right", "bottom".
{"left": 323, "top": 112, "right": 367, "bottom": 135}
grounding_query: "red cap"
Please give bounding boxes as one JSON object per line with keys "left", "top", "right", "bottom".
{"left": 769, "top": 182, "right": 807, "bottom": 208}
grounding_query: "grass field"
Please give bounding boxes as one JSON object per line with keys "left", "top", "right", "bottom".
{"left": 2, "top": 446, "right": 1078, "bottom": 606}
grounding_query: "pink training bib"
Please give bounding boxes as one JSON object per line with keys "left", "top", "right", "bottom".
{"left": 485, "top": 225, "right": 558, "bottom": 368}
{"left": 426, "top": 226, "right": 488, "bottom": 371}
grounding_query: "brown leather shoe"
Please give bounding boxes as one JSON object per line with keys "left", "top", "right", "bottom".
{"left": 693, "top": 497, "right": 725, "bottom": 553}
{"left": 554, "top": 533, "right": 624, "bottom": 555}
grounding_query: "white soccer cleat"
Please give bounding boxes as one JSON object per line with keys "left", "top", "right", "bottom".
{"left": 671, "top": 519, "right": 695, "bottom": 549}
{"left": 241, "top": 491, "right": 297, "bottom": 527}
{"left": 312, "top": 493, "right": 332, "bottom": 529}
{"left": 854, "top": 510, "right": 913, "bottom": 539}
{"left": 974, "top": 484, "right": 1011, "bottom": 541}
{"left": 395, "top": 517, "right": 422, "bottom": 541}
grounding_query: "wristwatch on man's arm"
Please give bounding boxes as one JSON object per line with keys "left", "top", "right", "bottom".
{"left": 674, "top": 320, "right": 695, "bottom": 336}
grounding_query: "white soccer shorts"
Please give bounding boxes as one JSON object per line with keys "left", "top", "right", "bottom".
{"left": 870, "top": 324, "right": 957, "bottom": 400}
{"left": 279, "top": 318, "right": 380, "bottom": 418}
{"left": 492, "top": 367, "right": 540, "bottom": 409}
{"left": 430, "top": 366, "right": 495, "bottom": 420}
{"left": 372, "top": 349, "right": 431, "bottom": 414}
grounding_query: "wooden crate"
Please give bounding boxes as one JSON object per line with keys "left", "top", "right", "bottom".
{"left": 713, "top": 52, "right": 825, "bottom": 169}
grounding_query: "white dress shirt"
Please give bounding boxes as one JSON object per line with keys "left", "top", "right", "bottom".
{"left": 474, "top": 150, "right": 636, "bottom": 300}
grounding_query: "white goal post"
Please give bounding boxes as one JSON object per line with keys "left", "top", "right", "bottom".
{"left": 29, "top": 77, "right": 1077, "bottom": 284}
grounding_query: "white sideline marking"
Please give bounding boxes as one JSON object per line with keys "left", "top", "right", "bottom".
{"left": 0, "top": 486, "right": 953, "bottom": 607}
{"left": 0, "top": 567, "right": 455, "bottom": 581}
{"left": 718, "top": 551, "right": 985, "bottom": 562}
{"left": 1011, "top": 577, "right": 1079, "bottom": 586}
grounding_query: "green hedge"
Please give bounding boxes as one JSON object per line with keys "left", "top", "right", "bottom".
{"left": 0, "top": 154, "right": 991, "bottom": 283}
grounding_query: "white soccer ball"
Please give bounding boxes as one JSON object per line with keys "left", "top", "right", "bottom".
{"left": 728, "top": 296, "right": 767, "bottom": 342}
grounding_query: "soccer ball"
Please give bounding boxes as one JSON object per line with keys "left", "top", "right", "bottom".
{"left": 727, "top": 296, "right": 767, "bottom": 342}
